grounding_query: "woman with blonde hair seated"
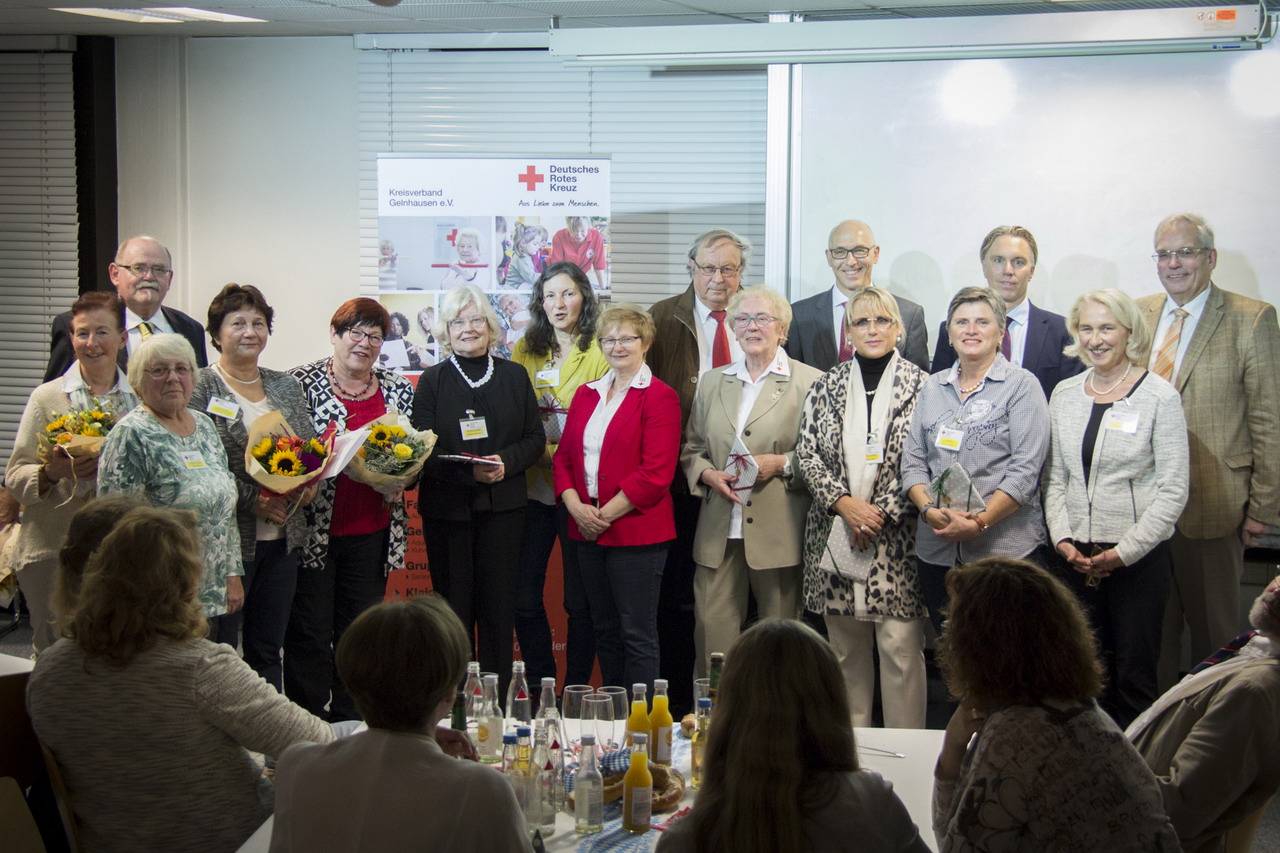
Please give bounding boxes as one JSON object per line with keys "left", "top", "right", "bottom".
{"left": 657, "top": 618, "right": 927, "bottom": 853}
{"left": 932, "top": 557, "right": 1179, "bottom": 851}
{"left": 26, "top": 506, "right": 333, "bottom": 853}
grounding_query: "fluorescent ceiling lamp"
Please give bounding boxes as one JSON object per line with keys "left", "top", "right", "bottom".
{"left": 549, "top": 5, "right": 1269, "bottom": 66}
{"left": 51, "top": 6, "right": 265, "bottom": 23}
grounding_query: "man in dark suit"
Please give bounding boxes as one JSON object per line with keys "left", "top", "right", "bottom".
{"left": 930, "top": 225, "right": 1081, "bottom": 400}
{"left": 647, "top": 228, "right": 749, "bottom": 716}
{"left": 43, "top": 235, "right": 206, "bottom": 382}
{"left": 786, "top": 220, "right": 930, "bottom": 372}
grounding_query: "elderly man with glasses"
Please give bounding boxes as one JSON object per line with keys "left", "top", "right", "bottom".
{"left": 786, "top": 219, "right": 930, "bottom": 373}
{"left": 44, "top": 235, "right": 207, "bottom": 381}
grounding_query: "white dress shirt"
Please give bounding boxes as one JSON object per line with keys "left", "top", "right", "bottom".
{"left": 1147, "top": 286, "right": 1211, "bottom": 379}
{"left": 693, "top": 297, "right": 742, "bottom": 374}
{"left": 581, "top": 363, "right": 653, "bottom": 500}
{"left": 721, "top": 348, "right": 791, "bottom": 539}
{"left": 1005, "top": 298, "right": 1030, "bottom": 367}
{"left": 124, "top": 306, "right": 173, "bottom": 357}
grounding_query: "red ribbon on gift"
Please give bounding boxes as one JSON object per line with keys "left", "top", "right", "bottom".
{"left": 727, "top": 451, "right": 754, "bottom": 493}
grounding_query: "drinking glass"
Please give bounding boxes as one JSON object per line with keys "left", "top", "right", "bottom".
{"left": 693, "top": 677, "right": 710, "bottom": 704}
{"left": 582, "top": 695, "right": 613, "bottom": 759}
{"left": 561, "top": 685, "right": 593, "bottom": 752}
{"left": 597, "top": 686, "right": 628, "bottom": 751}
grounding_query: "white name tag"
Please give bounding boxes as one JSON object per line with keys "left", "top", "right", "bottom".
{"left": 936, "top": 427, "right": 964, "bottom": 451}
{"left": 206, "top": 396, "right": 240, "bottom": 420}
{"left": 864, "top": 439, "right": 884, "bottom": 463}
{"left": 1105, "top": 409, "right": 1140, "bottom": 434}
{"left": 460, "top": 416, "right": 489, "bottom": 441}
{"left": 535, "top": 368, "right": 559, "bottom": 388}
{"left": 180, "top": 450, "right": 207, "bottom": 469}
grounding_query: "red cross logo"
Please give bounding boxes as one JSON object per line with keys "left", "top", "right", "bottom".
{"left": 445, "top": 228, "right": 458, "bottom": 246}
{"left": 517, "top": 165, "right": 545, "bottom": 191}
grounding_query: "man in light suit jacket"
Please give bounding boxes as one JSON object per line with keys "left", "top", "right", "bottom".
{"left": 786, "top": 220, "right": 930, "bottom": 372}
{"left": 43, "top": 235, "right": 206, "bottom": 382}
{"left": 1128, "top": 577, "right": 1280, "bottom": 853}
{"left": 680, "top": 285, "right": 822, "bottom": 677}
{"left": 647, "top": 228, "right": 750, "bottom": 715}
{"left": 930, "top": 225, "right": 1081, "bottom": 400}
{"left": 1137, "top": 213, "right": 1280, "bottom": 689}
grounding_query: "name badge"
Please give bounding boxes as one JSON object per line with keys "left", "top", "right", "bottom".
{"left": 1106, "top": 409, "right": 1140, "bottom": 434}
{"left": 180, "top": 450, "right": 207, "bottom": 469}
{"left": 936, "top": 427, "right": 964, "bottom": 451}
{"left": 460, "top": 416, "right": 489, "bottom": 441}
{"left": 206, "top": 396, "right": 240, "bottom": 420}
{"left": 864, "top": 437, "right": 884, "bottom": 464}
{"left": 535, "top": 368, "right": 560, "bottom": 388}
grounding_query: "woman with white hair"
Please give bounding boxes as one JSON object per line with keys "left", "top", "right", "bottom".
{"left": 99, "top": 333, "right": 243, "bottom": 625}
{"left": 682, "top": 285, "right": 822, "bottom": 675}
{"left": 411, "top": 284, "right": 544, "bottom": 690}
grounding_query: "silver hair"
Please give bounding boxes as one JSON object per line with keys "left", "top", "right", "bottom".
{"left": 686, "top": 228, "right": 752, "bottom": 275}
{"left": 126, "top": 333, "right": 198, "bottom": 393}
{"left": 1154, "top": 213, "right": 1215, "bottom": 250}
{"left": 434, "top": 285, "right": 502, "bottom": 357}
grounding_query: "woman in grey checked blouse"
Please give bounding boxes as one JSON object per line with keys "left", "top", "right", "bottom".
{"left": 902, "top": 286, "right": 1050, "bottom": 636}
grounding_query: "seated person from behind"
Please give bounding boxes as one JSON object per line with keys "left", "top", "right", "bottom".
{"left": 1128, "top": 576, "right": 1280, "bottom": 853}
{"left": 270, "top": 594, "right": 534, "bottom": 853}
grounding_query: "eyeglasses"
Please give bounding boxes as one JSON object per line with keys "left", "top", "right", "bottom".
{"left": 827, "top": 246, "right": 874, "bottom": 260}
{"left": 692, "top": 264, "right": 742, "bottom": 279}
{"left": 850, "top": 316, "right": 894, "bottom": 331}
{"left": 344, "top": 327, "right": 386, "bottom": 346}
{"left": 447, "top": 317, "right": 488, "bottom": 332}
{"left": 731, "top": 314, "right": 778, "bottom": 329}
{"left": 1152, "top": 247, "right": 1209, "bottom": 263}
{"left": 116, "top": 263, "right": 171, "bottom": 278}
{"left": 145, "top": 365, "right": 193, "bottom": 380}
{"left": 600, "top": 335, "right": 641, "bottom": 349}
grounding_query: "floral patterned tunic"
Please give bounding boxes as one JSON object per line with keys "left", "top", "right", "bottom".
{"left": 99, "top": 407, "right": 241, "bottom": 617}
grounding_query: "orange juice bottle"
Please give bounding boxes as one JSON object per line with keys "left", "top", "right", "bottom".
{"left": 648, "top": 678, "right": 673, "bottom": 765}
{"left": 622, "top": 731, "right": 653, "bottom": 834}
{"left": 624, "top": 682, "right": 648, "bottom": 747}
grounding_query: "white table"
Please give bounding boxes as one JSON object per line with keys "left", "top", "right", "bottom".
{"left": 237, "top": 727, "right": 942, "bottom": 853}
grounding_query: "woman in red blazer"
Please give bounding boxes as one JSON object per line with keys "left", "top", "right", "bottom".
{"left": 554, "top": 304, "right": 681, "bottom": 690}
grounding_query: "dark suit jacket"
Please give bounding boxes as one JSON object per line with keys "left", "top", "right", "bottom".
{"left": 647, "top": 284, "right": 702, "bottom": 430}
{"left": 930, "top": 300, "right": 1080, "bottom": 400}
{"left": 44, "top": 305, "right": 207, "bottom": 382}
{"left": 785, "top": 286, "right": 930, "bottom": 373}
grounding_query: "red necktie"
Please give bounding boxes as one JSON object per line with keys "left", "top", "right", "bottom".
{"left": 838, "top": 320, "right": 853, "bottom": 363}
{"left": 1001, "top": 328, "right": 1012, "bottom": 360}
{"left": 709, "top": 310, "right": 731, "bottom": 368}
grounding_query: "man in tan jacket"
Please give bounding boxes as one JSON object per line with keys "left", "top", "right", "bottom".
{"left": 1137, "top": 212, "right": 1280, "bottom": 689}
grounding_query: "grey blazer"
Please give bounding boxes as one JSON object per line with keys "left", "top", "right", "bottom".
{"left": 1044, "top": 370, "right": 1189, "bottom": 566}
{"left": 191, "top": 366, "right": 315, "bottom": 563}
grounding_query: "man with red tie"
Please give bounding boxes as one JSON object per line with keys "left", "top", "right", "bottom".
{"left": 786, "top": 220, "right": 930, "bottom": 373}
{"left": 647, "top": 228, "right": 750, "bottom": 717}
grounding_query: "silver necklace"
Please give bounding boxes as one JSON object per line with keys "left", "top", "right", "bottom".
{"left": 451, "top": 354, "right": 494, "bottom": 389}
{"left": 1088, "top": 362, "right": 1132, "bottom": 396}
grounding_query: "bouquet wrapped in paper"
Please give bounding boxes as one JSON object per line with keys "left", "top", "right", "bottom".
{"left": 40, "top": 405, "right": 121, "bottom": 459}
{"left": 344, "top": 413, "right": 437, "bottom": 496}
{"left": 245, "top": 410, "right": 335, "bottom": 497}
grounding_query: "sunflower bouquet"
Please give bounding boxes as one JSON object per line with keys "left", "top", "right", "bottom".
{"left": 244, "top": 410, "right": 334, "bottom": 498}
{"left": 344, "top": 413, "right": 437, "bottom": 496}
{"left": 40, "top": 405, "right": 121, "bottom": 458}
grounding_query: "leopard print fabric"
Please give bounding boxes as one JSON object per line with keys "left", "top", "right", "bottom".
{"left": 797, "top": 358, "right": 928, "bottom": 619}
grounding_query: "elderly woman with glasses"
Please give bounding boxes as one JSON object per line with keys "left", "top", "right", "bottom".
{"left": 681, "top": 285, "right": 821, "bottom": 676}
{"left": 286, "top": 298, "right": 415, "bottom": 721}
{"left": 99, "top": 333, "right": 243, "bottom": 627}
{"left": 412, "top": 285, "right": 544, "bottom": 691}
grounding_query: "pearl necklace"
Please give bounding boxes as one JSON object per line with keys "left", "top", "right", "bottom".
{"left": 327, "top": 357, "right": 375, "bottom": 401}
{"left": 1088, "top": 362, "right": 1132, "bottom": 396}
{"left": 214, "top": 361, "right": 262, "bottom": 384}
{"left": 451, "top": 354, "right": 495, "bottom": 389}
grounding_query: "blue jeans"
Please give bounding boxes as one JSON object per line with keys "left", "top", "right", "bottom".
{"left": 514, "top": 501, "right": 597, "bottom": 687}
{"left": 215, "top": 538, "right": 298, "bottom": 692}
{"left": 574, "top": 539, "right": 666, "bottom": 691}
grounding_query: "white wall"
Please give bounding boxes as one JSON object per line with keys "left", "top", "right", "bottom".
{"left": 117, "top": 36, "right": 359, "bottom": 370}
{"left": 791, "top": 42, "right": 1280, "bottom": 342}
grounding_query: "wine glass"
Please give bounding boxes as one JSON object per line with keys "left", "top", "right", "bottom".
{"left": 582, "top": 695, "right": 613, "bottom": 759}
{"left": 597, "top": 686, "right": 628, "bottom": 751}
{"left": 561, "top": 685, "right": 592, "bottom": 753}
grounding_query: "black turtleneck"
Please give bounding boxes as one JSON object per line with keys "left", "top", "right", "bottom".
{"left": 855, "top": 350, "right": 894, "bottom": 416}
{"left": 454, "top": 352, "right": 489, "bottom": 383}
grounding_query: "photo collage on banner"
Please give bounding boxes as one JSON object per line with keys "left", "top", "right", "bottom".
{"left": 376, "top": 156, "right": 612, "bottom": 372}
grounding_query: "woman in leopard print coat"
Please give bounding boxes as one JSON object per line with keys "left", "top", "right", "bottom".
{"left": 796, "top": 286, "right": 929, "bottom": 728}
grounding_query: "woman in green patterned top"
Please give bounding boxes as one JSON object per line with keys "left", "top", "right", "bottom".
{"left": 99, "top": 333, "right": 242, "bottom": 627}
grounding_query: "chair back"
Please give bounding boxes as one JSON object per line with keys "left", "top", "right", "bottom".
{"left": 0, "top": 775, "right": 46, "bottom": 853}
{"left": 38, "top": 742, "right": 83, "bottom": 853}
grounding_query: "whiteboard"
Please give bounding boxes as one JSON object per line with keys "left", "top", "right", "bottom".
{"left": 791, "top": 40, "right": 1280, "bottom": 340}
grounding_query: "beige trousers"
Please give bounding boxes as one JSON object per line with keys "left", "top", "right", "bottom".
{"left": 693, "top": 539, "right": 801, "bottom": 678}
{"left": 824, "top": 613, "right": 927, "bottom": 729}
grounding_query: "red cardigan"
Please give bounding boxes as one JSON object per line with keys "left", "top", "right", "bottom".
{"left": 553, "top": 375, "right": 681, "bottom": 547}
